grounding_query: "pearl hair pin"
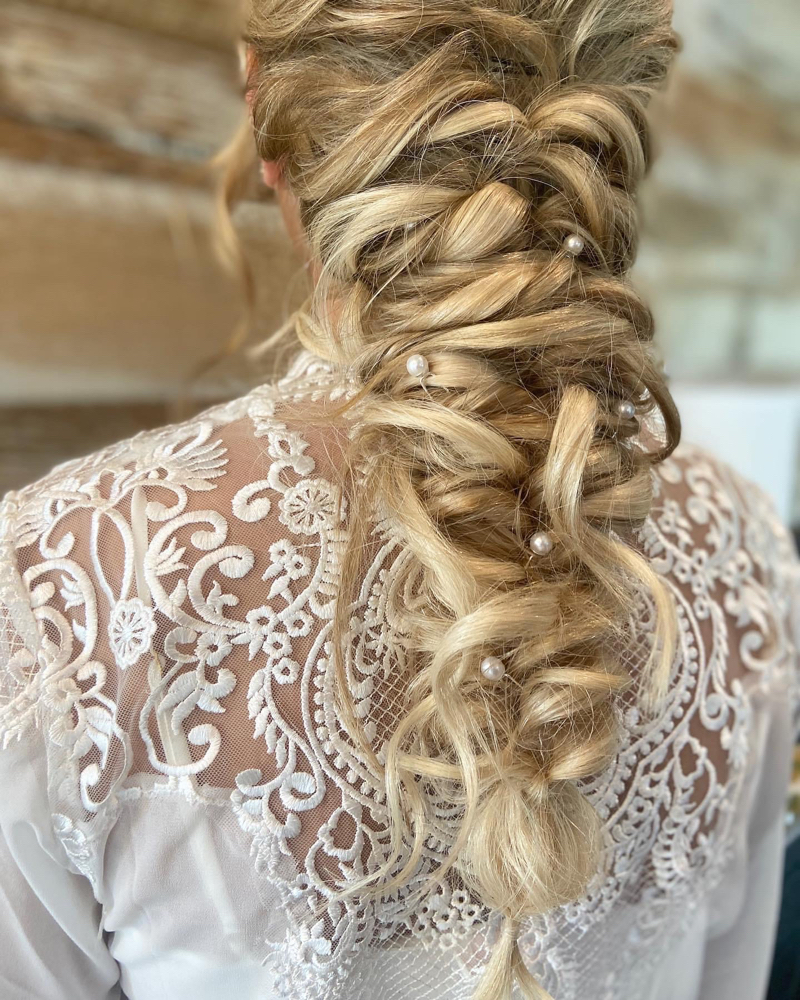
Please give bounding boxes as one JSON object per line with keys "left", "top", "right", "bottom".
{"left": 563, "top": 234, "right": 586, "bottom": 258}
{"left": 480, "top": 656, "right": 506, "bottom": 682}
{"left": 406, "top": 354, "right": 430, "bottom": 379}
{"left": 616, "top": 400, "right": 637, "bottom": 420}
{"left": 530, "top": 531, "right": 555, "bottom": 557}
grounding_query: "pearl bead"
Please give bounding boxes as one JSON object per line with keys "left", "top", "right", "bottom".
{"left": 480, "top": 656, "right": 506, "bottom": 682}
{"left": 616, "top": 400, "right": 637, "bottom": 420}
{"left": 406, "top": 354, "right": 430, "bottom": 378}
{"left": 530, "top": 531, "right": 554, "bottom": 557}
{"left": 563, "top": 234, "right": 586, "bottom": 257}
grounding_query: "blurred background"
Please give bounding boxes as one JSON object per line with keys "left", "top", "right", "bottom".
{"left": 0, "top": 0, "right": 799, "bottom": 992}
{"left": 0, "top": 0, "right": 798, "bottom": 527}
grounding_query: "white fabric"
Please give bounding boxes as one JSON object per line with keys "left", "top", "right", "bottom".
{"left": 0, "top": 350, "right": 798, "bottom": 1000}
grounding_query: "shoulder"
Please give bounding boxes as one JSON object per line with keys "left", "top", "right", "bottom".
{"left": 643, "top": 440, "right": 799, "bottom": 720}
{"left": 651, "top": 441, "right": 799, "bottom": 597}
{"left": 1, "top": 351, "right": 348, "bottom": 552}
{"left": 0, "top": 352, "right": 350, "bottom": 749}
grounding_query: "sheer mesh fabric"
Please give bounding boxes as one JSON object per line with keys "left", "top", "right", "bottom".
{"left": 0, "top": 352, "right": 798, "bottom": 1000}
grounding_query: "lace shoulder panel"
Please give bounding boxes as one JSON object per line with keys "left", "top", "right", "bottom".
{"left": 1, "top": 363, "right": 798, "bottom": 994}
{"left": 0, "top": 354, "right": 352, "bottom": 807}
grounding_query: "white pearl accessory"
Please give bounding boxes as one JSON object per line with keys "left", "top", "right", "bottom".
{"left": 563, "top": 234, "right": 586, "bottom": 257}
{"left": 480, "top": 656, "right": 506, "bottom": 682}
{"left": 406, "top": 354, "right": 430, "bottom": 379}
{"left": 530, "top": 531, "right": 554, "bottom": 557}
{"left": 616, "top": 400, "right": 637, "bottom": 420}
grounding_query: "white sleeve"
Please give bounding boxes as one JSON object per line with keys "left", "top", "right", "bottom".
{"left": 697, "top": 681, "right": 794, "bottom": 1000}
{"left": 0, "top": 511, "right": 121, "bottom": 1000}
{"left": 0, "top": 733, "right": 122, "bottom": 1000}
{"left": 696, "top": 482, "right": 800, "bottom": 1000}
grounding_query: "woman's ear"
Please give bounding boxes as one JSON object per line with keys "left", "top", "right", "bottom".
{"left": 261, "top": 161, "right": 282, "bottom": 189}
{"left": 240, "top": 43, "right": 283, "bottom": 191}
{"left": 242, "top": 45, "right": 258, "bottom": 112}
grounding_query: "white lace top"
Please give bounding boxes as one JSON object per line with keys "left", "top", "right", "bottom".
{"left": 1, "top": 351, "right": 798, "bottom": 1000}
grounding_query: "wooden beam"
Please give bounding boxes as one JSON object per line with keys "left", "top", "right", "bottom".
{"left": 0, "top": 402, "right": 180, "bottom": 495}
{"left": 0, "top": 115, "right": 274, "bottom": 198}
{"left": 0, "top": 158, "right": 305, "bottom": 406}
{"left": 19, "top": 0, "right": 244, "bottom": 51}
{"left": 0, "top": 2, "right": 243, "bottom": 162}
{"left": 0, "top": 116, "right": 215, "bottom": 188}
{"left": 653, "top": 71, "right": 800, "bottom": 158}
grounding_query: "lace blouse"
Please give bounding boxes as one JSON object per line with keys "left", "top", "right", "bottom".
{"left": 1, "top": 351, "right": 798, "bottom": 1000}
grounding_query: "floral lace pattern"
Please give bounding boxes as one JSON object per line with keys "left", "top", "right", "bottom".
{"left": 0, "top": 352, "right": 798, "bottom": 999}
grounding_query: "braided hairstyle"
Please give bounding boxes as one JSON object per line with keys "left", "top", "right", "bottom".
{"left": 240, "top": 2, "right": 681, "bottom": 996}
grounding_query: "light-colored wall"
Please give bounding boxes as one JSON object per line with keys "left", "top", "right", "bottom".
{"left": 637, "top": 0, "right": 800, "bottom": 382}
{"left": 634, "top": 0, "right": 800, "bottom": 519}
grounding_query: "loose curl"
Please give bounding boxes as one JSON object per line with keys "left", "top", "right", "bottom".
{"left": 231, "top": 2, "right": 681, "bottom": 996}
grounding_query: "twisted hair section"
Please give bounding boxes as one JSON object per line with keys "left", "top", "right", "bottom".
{"left": 242, "top": 2, "right": 680, "bottom": 996}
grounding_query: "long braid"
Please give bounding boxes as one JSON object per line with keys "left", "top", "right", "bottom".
{"left": 244, "top": 2, "right": 680, "bottom": 995}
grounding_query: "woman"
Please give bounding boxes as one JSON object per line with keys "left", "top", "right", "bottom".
{"left": 0, "top": 2, "right": 797, "bottom": 998}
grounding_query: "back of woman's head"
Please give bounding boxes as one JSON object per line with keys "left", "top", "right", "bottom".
{"left": 240, "top": 2, "right": 681, "bottom": 996}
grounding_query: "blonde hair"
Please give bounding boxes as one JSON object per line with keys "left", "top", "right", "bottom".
{"left": 228, "top": 2, "right": 681, "bottom": 996}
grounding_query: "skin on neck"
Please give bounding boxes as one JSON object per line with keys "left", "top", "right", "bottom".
{"left": 245, "top": 49, "right": 343, "bottom": 339}
{"left": 264, "top": 162, "right": 309, "bottom": 265}
{"left": 246, "top": 47, "right": 314, "bottom": 276}
{"left": 247, "top": 48, "right": 310, "bottom": 265}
